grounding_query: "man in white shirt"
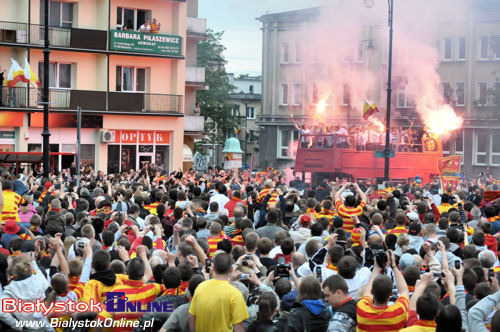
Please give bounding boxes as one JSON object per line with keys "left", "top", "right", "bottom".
{"left": 209, "top": 184, "right": 229, "bottom": 213}
{"left": 139, "top": 19, "right": 151, "bottom": 33}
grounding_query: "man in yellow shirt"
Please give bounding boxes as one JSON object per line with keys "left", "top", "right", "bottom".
{"left": 1, "top": 181, "right": 25, "bottom": 222}
{"left": 437, "top": 193, "right": 453, "bottom": 214}
{"left": 189, "top": 252, "right": 248, "bottom": 332}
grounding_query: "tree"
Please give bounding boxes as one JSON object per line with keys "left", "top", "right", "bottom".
{"left": 197, "top": 29, "right": 236, "bottom": 148}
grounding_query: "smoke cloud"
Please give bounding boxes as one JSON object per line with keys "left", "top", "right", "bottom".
{"left": 295, "top": 0, "right": 467, "bottom": 136}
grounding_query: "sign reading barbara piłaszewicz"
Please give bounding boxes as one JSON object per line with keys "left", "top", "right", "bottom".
{"left": 110, "top": 30, "right": 182, "bottom": 56}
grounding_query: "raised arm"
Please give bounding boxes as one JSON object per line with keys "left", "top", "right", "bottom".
{"left": 354, "top": 183, "right": 367, "bottom": 202}
{"left": 389, "top": 250, "right": 409, "bottom": 298}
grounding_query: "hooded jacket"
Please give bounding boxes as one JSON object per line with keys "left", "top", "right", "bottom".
{"left": 287, "top": 300, "right": 331, "bottom": 332}
{"left": 0, "top": 259, "right": 52, "bottom": 331}
{"left": 44, "top": 210, "right": 66, "bottom": 236}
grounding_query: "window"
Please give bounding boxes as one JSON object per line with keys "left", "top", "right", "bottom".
{"left": 293, "top": 83, "right": 301, "bottom": 105}
{"left": 356, "top": 41, "right": 364, "bottom": 63}
{"left": 310, "top": 84, "right": 319, "bottom": 105}
{"left": 477, "top": 35, "right": 500, "bottom": 60}
{"left": 295, "top": 43, "right": 301, "bottom": 63}
{"left": 397, "top": 90, "right": 408, "bottom": 107}
{"left": 280, "top": 84, "right": 288, "bottom": 105}
{"left": 281, "top": 43, "right": 290, "bottom": 63}
{"left": 116, "top": 66, "right": 146, "bottom": 92}
{"left": 494, "top": 81, "right": 500, "bottom": 106}
{"left": 249, "top": 85, "right": 254, "bottom": 94}
{"left": 492, "top": 134, "right": 500, "bottom": 165}
{"left": 278, "top": 128, "right": 299, "bottom": 158}
{"left": 117, "top": 7, "right": 151, "bottom": 30}
{"left": 443, "top": 37, "right": 452, "bottom": 60}
{"left": 455, "top": 82, "right": 465, "bottom": 106}
{"left": 477, "top": 82, "right": 488, "bottom": 106}
{"left": 479, "top": 36, "right": 489, "bottom": 59}
{"left": 230, "top": 107, "right": 240, "bottom": 117}
{"left": 440, "top": 82, "right": 453, "bottom": 104}
{"left": 38, "top": 62, "right": 71, "bottom": 88}
{"left": 457, "top": 36, "right": 466, "bottom": 60}
{"left": 246, "top": 107, "right": 255, "bottom": 119}
{"left": 341, "top": 84, "right": 350, "bottom": 106}
{"left": 40, "top": 1, "right": 74, "bottom": 28}
{"left": 475, "top": 131, "right": 487, "bottom": 165}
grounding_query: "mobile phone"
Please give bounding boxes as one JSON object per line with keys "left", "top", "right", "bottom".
{"left": 489, "top": 269, "right": 495, "bottom": 281}
{"left": 240, "top": 273, "right": 249, "bottom": 280}
{"left": 315, "top": 266, "right": 322, "bottom": 282}
{"left": 205, "top": 259, "right": 211, "bottom": 273}
{"left": 455, "top": 261, "right": 461, "bottom": 269}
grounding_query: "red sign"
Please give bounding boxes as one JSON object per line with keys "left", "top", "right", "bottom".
{"left": 0, "top": 112, "right": 23, "bottom": 127}
{"left": 112, "top": 130, "right": 170, "bottom": 144}
{"left": 437, "top": 155, "right": 462, "bottom": 173}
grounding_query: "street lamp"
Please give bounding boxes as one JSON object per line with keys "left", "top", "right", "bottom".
{"left": 365, "top": 0, "right": 393, "bottom": 182}
{"left": 42, "top": 0, "right": 51, "bottom": 178}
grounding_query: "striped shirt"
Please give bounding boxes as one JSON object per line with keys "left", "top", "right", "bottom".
{"left": 98, "top": 276, "right": 165, "bottom": 331}
{"left": 68, "top": 276, "right": 84, "bottom": 300}
{"left": 316, "top": 209, "right": 337, "bottom": 226}
{"left": 335, "top": 200, "right": 366, "bottom": 233}
{"left": 388, "top": 226, "right": 408, "bottom": 236}
{"left": 144, "top": 202, "right": 160, "bottom": 216}
{"left": 356, "top": 295, "right": 409, "bottom": 332}
{"left": 207, "top": 233, "right": 229, "bottom": 258}
{"left": 257, "top": 188, "right": 278, "bottom": 208}
{"left": 1, "top": 190, "right": 25, "bottom": 222}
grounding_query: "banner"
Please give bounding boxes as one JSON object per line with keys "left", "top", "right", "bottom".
{"left": 437, "top": 155, "right": 462, "bottom": 173}
{"left": 484, "top": 191, "right": 500, "bottom": 202}
{"left": 109, "top": 30, "right": 182, "bottom": 56}
{"left": 223, "top": 153, "right": 242, "bottom": 170}
{"left": 441, "top": 176, "right": 460, "bottom": 193}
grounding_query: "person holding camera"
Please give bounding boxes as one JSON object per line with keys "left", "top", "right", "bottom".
{"left": 356, "top": 250, "right": 410, "bottom": 332}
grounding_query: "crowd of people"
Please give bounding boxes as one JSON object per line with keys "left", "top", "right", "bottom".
{"left": 0, "top": 165, "right": 499, "bottom": 331}
{"left": 291, "top": 116, "right": 442, "bottom": 152}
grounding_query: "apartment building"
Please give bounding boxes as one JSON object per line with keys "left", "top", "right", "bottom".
{"left": 258, "top": 1, "right": 500, "bottom": 177}
{"left": 183, "top": 0, "right": 207, "bottom": 170}
{"left": 0, "top": 0, "right": 199, "bottom": 174}
{"left": 227, "top": 73, "right": 261, "bottom": 169}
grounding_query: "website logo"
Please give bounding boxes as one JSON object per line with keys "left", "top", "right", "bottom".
{"left": 104, "top": 292, "right": 174, "bottom": 313}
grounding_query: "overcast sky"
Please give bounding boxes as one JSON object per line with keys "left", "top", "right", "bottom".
{"left": 199, "top": 0, "right": 324, "bottom": 76}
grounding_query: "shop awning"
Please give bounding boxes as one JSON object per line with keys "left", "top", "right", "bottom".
{"left": 0, "top": 152, "right": 74, "bottom": 163}
{"left": 183, "top": 144, "right": 193, "bottom": 162}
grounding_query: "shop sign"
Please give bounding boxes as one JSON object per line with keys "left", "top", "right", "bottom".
{"left": 0, "top": 131, "right": 15, "bottom": 139}
{"left": 193, "top": 152, "right": 209, "bottom": 173}
{"left": 112, "top": 130, "right": 170, "bottom": 144}
{"left": 110, "top": 30, "right": 182, "bottom": 56}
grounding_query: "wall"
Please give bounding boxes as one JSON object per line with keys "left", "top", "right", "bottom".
{"left": 100, "top": 115, "right": 184, "bottom": 172}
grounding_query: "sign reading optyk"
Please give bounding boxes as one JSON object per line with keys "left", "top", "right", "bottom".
{"left": 110, "top": 30, "right": 182, "bottom": 56}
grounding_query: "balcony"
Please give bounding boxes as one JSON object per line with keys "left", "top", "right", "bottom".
{"left": 0, "top": 21, "right": 107, "bottom": 50}
{"left": 184, "top": 115, "right": 205, "bottom": 132}
{"left": 1, "top": 87, "right": 182, "bottom": 114}
{"left": 186, "top": 66, "right": 206, "bottom": 88}
{"left": 186, "top": 17, "right": 207, "bottom": 39}
{"left": 109, "top": 30, "right": 182, "bottom": 57}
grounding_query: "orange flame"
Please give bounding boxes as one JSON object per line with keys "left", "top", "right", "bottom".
{"left": 369, "top": 118, "right": 385, "bottom": 132}
{"left": 422, "top": 105, "right": 463, "bottom": 137}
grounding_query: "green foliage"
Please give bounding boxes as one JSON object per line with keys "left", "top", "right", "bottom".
{"left": 197, "top": 29, "right": 236, "bottom": 145}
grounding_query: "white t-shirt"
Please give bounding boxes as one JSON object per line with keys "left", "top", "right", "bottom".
{"left": 139, "top": 24, "right": 150, "bottom": 32}
{"left": 345, "top": 267, "right": 371, "bottom": 297}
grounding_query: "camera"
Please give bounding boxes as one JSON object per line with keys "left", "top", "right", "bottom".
{"left": 275, "top": 263, "right": 291, "bottom": 278}
{"left": 373, "top": 249, "right": 387, "bottom": 268}
{"left": 240, "top": 273, "right": 249, "bottom": 280}
{"left": 205, "top": 259, "right": 211, "bottom": 273}
{"left": 455, "top": 261, "right": 461, "bottom": 269}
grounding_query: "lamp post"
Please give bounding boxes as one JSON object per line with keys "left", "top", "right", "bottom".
{"left": 365, "top": 0, "right": 393, "bottom": 182}
{"left": 42, "top": 0, "right": 51, "bottom": 178}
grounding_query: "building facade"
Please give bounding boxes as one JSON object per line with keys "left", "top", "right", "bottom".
{"left": 0, "top": 0, "right": 190, "bottom": 174}
{"left": 183, "top": 0, "right": 207, "bottom": 170}
{"left": 258, "top": 1, "right": 500, "bottom": 178}
{"left": 227, "top": 73, "right": 261, "bottom": 170}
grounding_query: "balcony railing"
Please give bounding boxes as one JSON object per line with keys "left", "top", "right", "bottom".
{"left": 0, "top": 21, "right": 107, "bottom": 50}
{"left": 1, "top": 86, "right": 182, "bottom": 114}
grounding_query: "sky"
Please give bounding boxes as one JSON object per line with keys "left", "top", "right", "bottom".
{"left": 199, "top": 0, "right": 325, "bottom": 76}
